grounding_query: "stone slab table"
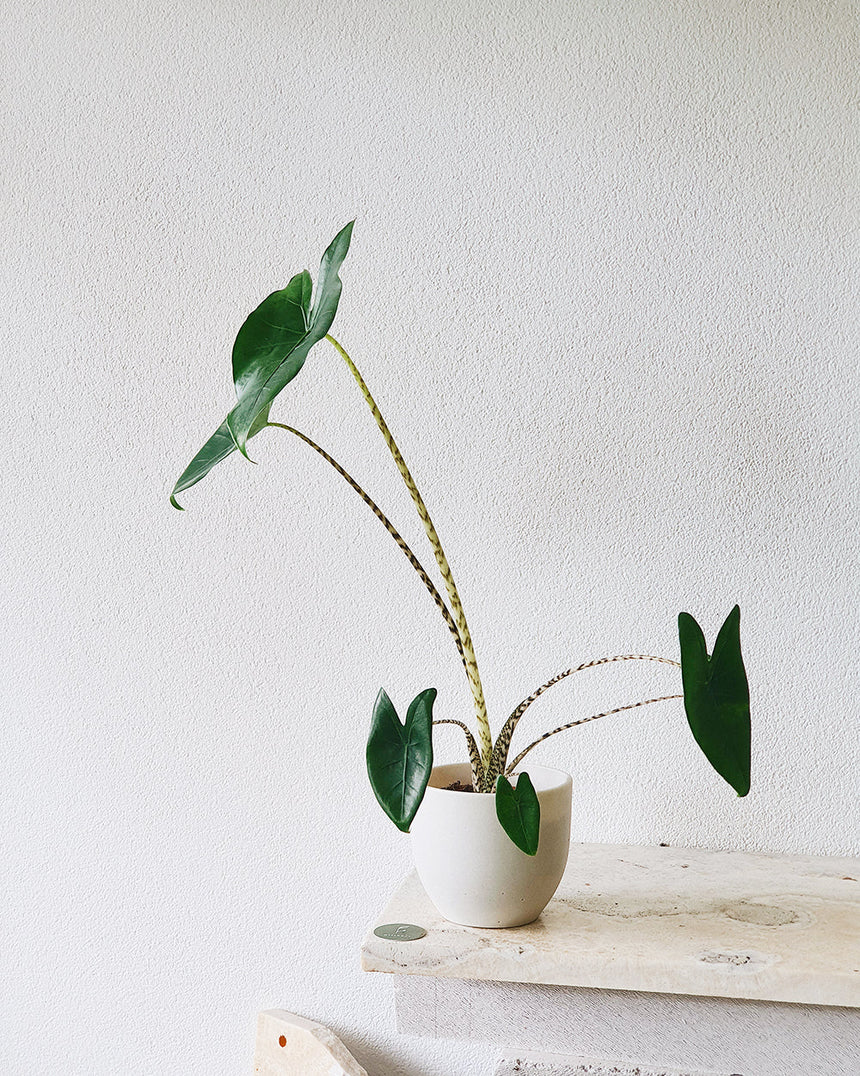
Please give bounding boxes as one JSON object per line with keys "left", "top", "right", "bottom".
{"left": 362, "top": 842, "right": 860, "bottom": 1075}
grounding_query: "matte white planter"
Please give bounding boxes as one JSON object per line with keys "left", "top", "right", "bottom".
{"left": 410, "top": 762, "right": 573, "bottom": 928}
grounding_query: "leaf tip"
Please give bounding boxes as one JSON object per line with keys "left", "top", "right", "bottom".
{"left": 227, "top": 420, "right": 256, "bottom": 464}
{"left": 170, "top": 494, "right": 184, "bottom": 511}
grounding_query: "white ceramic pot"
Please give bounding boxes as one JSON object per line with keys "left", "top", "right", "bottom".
{"left": 410, "top": 761, "right": 573, "bottom": 928}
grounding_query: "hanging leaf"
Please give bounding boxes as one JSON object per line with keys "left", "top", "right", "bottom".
{"left": 678, "top": 605, "right": 751, "bottom": 797}
{"left": 366, "top": 688, "right": 436, "bottom": 832}
{"left": 495, "top": 772, "right": 540, "bottom": 855}
{"left": 231, "top": 270, "right": 313, "bottom": 401}
{"left": 170, "top": 406, "right": 270, "bottom": 510}
{"left": 169, "top": 221, "right": 353, "bottom": 506}
{"left": 227, "top": 221, "right": 354, "bottom": 457}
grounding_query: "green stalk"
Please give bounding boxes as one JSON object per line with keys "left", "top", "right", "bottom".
{"left": 433, "top": 720, "right": 484, "bottom": 789}
{"left": 506, "top": 694, "right": 682, "bottom": 774}
{"left": 326, "top": 334, "right": 493, "bottom": 775}
{"left": 266, "top": 422, "right": 466, "bottom": 668}
{"left": 487, "top": 654, "right": 682, "bottom": 782}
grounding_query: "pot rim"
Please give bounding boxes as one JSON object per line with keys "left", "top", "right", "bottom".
{"left": 425, "top": 760, "right": 572, "bottom": 795}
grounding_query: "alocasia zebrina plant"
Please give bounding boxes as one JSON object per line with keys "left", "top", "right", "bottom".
{"left": 171, "top": 222, "right": 751, "bottom": 855}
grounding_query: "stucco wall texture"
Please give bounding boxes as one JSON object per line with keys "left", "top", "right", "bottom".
{"left": 1, "top": 2, "right": 857, "bottom": 1073}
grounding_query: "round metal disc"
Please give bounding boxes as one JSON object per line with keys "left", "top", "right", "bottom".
{"left": 373, "top": 922, "right": 427, "bottom": 941}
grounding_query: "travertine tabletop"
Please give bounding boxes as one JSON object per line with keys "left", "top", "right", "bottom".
{"left": 361, "top": 842, "right": 860, "bottom": 1007}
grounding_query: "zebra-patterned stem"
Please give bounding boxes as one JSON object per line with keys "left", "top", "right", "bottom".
{"left": 487, "top": 654, "right": 682, "bottom": 783}
{"left": 505, "top": 693, "right": 684, "bottom": 775}
{"left": 326, "top": 334, "right": 492, "bottom": 771}
{"left": 267, "top": 423, "right": 466, "bottom": 668}
{"left": 433, "top": 720, "right": 485, "bottom": 789}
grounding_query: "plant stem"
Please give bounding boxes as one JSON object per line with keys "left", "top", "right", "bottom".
{"left": 267, "top": 422, "right": 466, "bottom": 669}
{"left": 432, "top": 720, "right": 484, "bottom": 788}
{"left": 506, "top": 693, "right": 683, "bottom": 774}
{"left": 326, "top": 334, "right": 492, "bottom": 772}
{"left": 488, "top": 654, "right": 681, "bottom": 780}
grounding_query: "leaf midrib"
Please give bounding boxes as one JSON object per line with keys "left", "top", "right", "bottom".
{"left": 232, "top": 291, "right": 317, "bottom": 429}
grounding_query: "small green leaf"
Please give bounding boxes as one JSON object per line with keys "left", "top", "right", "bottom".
{"left": 495, "top": 772, "right": 540, "bottom": 855}
{"left": 226, "top": 221, "right": 354, "bottom": 457}
{"left": 366, "top": 687, "right": 436, "bottom": 832}
{"left": 678, "top": 605, "right": 751, "bottom": 797}
{"left": 170, "top": 405, "right": 270, "bottom": 509}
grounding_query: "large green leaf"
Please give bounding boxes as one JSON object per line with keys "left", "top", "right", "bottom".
{"left": 170, "top": 406, "right": 270, "bottom": 510}
{"left": 495, "top": 772, "right": 540, "bottom": 855}
{"left": 226, "top": 220, "right": 354, "bottom": 457}
{"left": 678, "top": 605, "right": 751, "bottom": 797}
{"left": 231, "top": 270, "right": 312, "bottom": 399}
{"left": 366, "top": 688, "right": 436, "bottom": 833}
{"left": 169, "top": 222, "right": 353, "bottom": 507}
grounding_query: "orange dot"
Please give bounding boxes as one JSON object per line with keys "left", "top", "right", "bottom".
{"left": 278, "top": 1035, "right": 286, "bottom": 1047}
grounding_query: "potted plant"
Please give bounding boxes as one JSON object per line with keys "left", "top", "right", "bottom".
{"left": 171, "top": 223, "right": 751, "bottom": 928}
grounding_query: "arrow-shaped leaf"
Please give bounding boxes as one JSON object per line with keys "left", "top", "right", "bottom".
{"left": 231, "top": 270, "right": 313, "bottom": 400}
{"left": 495, "top": 771, "right": 540, "bottom": 855}
{"left": 366, "top": 688, "right": 436, "bottom": 833}
{"left": 678, "top": 605, "right": 751, "bottom": 797}
{"left": 169, "top": 221, "right": 353, "bottom": 507}
{"left": 227, "top": 220, "right": 353, "bottom": 457}
{"left": 170, "top": 406, "right": 271, "bottom": 509}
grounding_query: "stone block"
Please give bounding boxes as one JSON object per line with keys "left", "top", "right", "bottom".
{"left": 253, "top": 1010, "right": 368, "bottom": 1076}
{"left": 493, "top": 1052, "right": 737, "bottom": 1076}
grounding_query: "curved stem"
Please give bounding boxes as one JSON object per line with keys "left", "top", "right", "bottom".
{"left": 267, "top": 422, "right": 466, "bottom": 669}
{"left": 326, "top": 334, "right": 492, "bottom": 771}
{"left": 488, "top": 655, "right": 681, "bottom": 782}
{"left": 506, "top": 694, "right": 683, "bottom": 774}
{"left": 433, "top": 720, "right": 484, "bottom": 789}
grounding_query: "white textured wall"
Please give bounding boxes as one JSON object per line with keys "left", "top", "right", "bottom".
{"left": 2, "top": 2, "right": 857, "bottom": 1073}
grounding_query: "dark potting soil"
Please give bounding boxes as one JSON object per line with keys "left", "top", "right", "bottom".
{"left": 445, "top": 781, "right": 475, "bottom": 792}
